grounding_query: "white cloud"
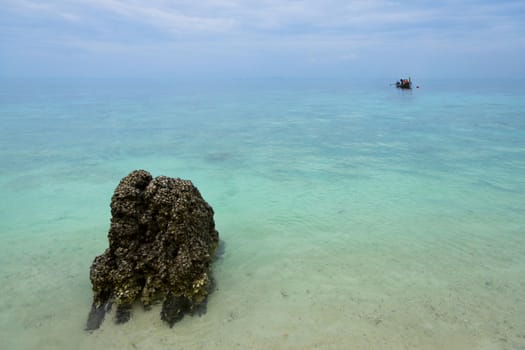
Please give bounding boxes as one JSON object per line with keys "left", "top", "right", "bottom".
{"left": 83, "top": 0, "right": 236, "bottom": 33}
{"left": 1, "top": 0, "right": 524, "bottom": 77}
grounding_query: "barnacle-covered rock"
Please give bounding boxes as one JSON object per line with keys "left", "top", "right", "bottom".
{"left": 86, "top": 170, "right": 219, "bottom": 330}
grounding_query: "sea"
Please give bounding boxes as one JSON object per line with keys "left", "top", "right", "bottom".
{"left": 1, "top": 77, "right": 524, "bottom": 350}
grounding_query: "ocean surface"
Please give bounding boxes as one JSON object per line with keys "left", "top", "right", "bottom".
{"left": 1, "top": 78, "right": 524, "bottom": 349}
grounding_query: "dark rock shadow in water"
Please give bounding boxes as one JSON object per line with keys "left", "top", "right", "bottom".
{"left": 161, "top": 293, "right": 192, "bottom": 327}
{"left": 85, "top": 301, "right": 112, "bottom": 331}
{"left": 214, "top": 240, "right": 226, "bottom": 262}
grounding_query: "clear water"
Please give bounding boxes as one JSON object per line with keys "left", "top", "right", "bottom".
{"left": 1, "top": 78, "right": 524, "bottom": 349}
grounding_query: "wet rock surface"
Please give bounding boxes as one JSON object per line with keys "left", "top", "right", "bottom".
{"left": 86, "top": 170, "right": 219, "bottom": 329}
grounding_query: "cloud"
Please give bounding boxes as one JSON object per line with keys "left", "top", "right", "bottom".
{"left": 1, "top": 0, "right": 524, "bottom": 78}
{"left": 84, "top": 0, "right": 236, "bottom": 34}
{"left": 5, "top": 0, "right": 524, "bottom": 38}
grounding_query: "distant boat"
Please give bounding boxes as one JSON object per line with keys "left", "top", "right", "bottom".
{"left": 395, "top": 77, "right": 412, "bottom": 89}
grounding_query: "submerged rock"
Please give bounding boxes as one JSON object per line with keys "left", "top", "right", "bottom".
{"left": 86, "top": 170, "right": 219, "bottom": 330}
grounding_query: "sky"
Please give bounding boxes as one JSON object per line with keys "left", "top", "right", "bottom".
{"left": 1, "top": 0, "right": 524, "bottom": 79}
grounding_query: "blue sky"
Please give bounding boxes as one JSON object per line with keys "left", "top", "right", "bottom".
{"left": 1, "top": 0, "right": 524, "bottom": 78}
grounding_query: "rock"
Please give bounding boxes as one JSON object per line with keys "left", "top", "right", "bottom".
{"left": 85, "top": 301, "right": 112, "bottom": 330}
{"left": 86, "top": 170, "right": 219, "bottom": 329}
{"left": 160, "top": 292, "right": 192, "bottom": 327}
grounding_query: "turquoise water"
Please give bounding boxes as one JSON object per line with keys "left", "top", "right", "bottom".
{"left": 1, "top": 78, "right": 524, "bottom": 349}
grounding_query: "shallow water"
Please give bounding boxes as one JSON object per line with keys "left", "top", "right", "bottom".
{"left": 1, "top": 78, "right": 524, "bottom": 349}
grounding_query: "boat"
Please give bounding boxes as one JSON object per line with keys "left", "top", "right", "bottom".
{"left": 395, "top": 77, "right": 412, "bottom": 89}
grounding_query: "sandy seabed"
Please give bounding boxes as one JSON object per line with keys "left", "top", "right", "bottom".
{"left": 1, "top": 205, "right": 524, "bottom": 350}
{"left": 2, "top": 78, "right": 525, "bottom": 349}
